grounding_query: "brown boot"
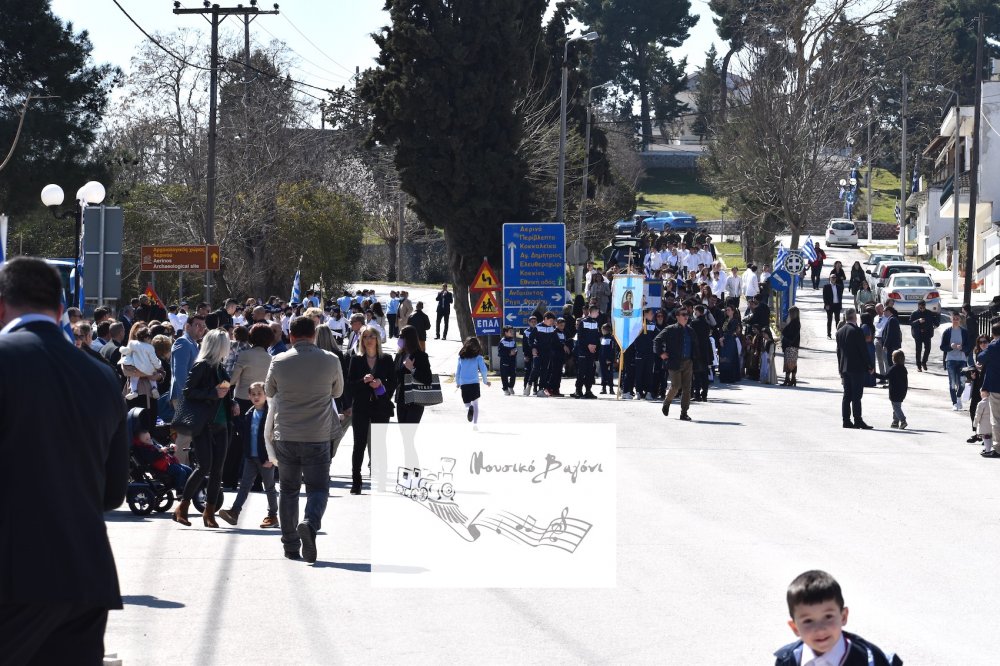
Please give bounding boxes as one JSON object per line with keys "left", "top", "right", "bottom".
{"left": 172, "top": 499, "right": 191, "bottom": 526}
{"left": 202, "top": 503, "right": 219, "bottom": 528}
{"left": 260, "top": 515, "right": 279, "bottom": 529}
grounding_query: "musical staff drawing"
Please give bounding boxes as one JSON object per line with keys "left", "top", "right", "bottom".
{"left": 472, "top": 507, "right": 592, "bottom": 553}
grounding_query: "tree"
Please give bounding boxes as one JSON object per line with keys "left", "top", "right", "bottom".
{"left": 360, "top": 0, "right": 545, "bottom": 340}
{"left": 691, "top": 45, "right": 722, "bottom": 141}
{"left": 577, "top": 0, "right": 697, "bottom": 150}
{"left": 0, "top": 0, "right": 119, "bottom": 217}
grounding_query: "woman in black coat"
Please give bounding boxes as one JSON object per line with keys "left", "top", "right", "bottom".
{"left": 394, "top": 325, "right": 433, "bottom": 424}
{"left": 344, "top": 326, "right": 397, "bottom": 495}
{"left": 780, "top": 307, "right": 801, "bottom": 386}
{"left": 173, "top": 330, "right": 236, "bottom": 527}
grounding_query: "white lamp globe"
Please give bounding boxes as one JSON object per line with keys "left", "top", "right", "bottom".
{"left": 82, "top": 181, "right": 106, "bottom": 205}
{"left": 76, "top": 186, "right": 86, "bottom": 203}
{"left": 40, "top": 184, "right": 65, "bottom": 207}
{"left": 839, "top": 179, "right": 847, "bottom": 187}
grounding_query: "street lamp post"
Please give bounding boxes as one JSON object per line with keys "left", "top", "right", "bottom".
{"left": 576, "top": 80, "right": 612, "bottom": 293}
{"left": 936, "top": 84, "right": 961, "bottom": 300}
{"left": 40, "top": 181, "right": 106, "bottom": 308}
{"left": 556, "top": 31, "right": 598, "bottom": 227}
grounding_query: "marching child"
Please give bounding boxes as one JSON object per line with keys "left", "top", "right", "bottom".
{"left": 456, "top": 337, "right": 490, "bottom": 423}
{"left": 974, "top": 390, "right": 995, "bottom": 457}
{"left": 497, "top": 326, "right": 518, "bottom": 395}
{"left": 774, "top": 570, "right": 902, "bottom": 666}
{"left": 120, "top": 326, "right": 162, "bottom": 400}
{"left": 218, "top": 382, "right": 279, "bottom": 528}
{"left": 598, "top": 323, "right": 617, "bottom": 394}
{"left": 876, "top": 349, "right": 908, "bottom": 429}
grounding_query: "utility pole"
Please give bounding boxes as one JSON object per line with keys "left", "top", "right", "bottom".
{"left": 866, "top": 110, "right": 873, "bottom": 244}
{"left": 397, "top": 192, "right": 405, "bottom": 282}
{"left": 964, "top": 14, "right": 985, "bottom": 302}
{"left": 173, "top": 2, "right": 278, "bottom": 304}
{"left": 899, "top": 72, "right": 907, "bottom": 255}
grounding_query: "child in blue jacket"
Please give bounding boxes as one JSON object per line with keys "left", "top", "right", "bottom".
{"left": 456, "top": 337, "right": 490, "bottom": 423}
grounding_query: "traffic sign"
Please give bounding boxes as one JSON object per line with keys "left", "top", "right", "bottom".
{"left": 502, "top": 223, "right": 565, "bottom": 287}
{"left": 472, "top": 290, "right": 501, "bottom": 318}
{"left": 501, "top": 286, "right": 565, "bottom": 328}
{"left": 474, "top": 317, "right": 502, "bottom": 336}
{"left": 769, "top": 269, "right": 792, "bottom": 293}
{"left": 470, "top": 259, "right": 501, "bottom": 291}
{"left": 141, "top": 245, "right": 221, "bottom": 271}
{"left": 783, "top": 251, "right": 803, "bottom": 274}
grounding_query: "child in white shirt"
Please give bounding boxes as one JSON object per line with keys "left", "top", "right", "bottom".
{"left": 119, "top": 327, "right": 162, "bottom": 400}
{"left": 974, "top": 391, "right": 995, "bottom": 457}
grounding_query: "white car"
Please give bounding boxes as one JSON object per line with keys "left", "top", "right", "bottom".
{"left": 864, "top": 252, "right": 904, "bottom": 273}
{"left": 878, "top": 273, "right": 942, "bottom": 316}
{"left": 825, "top": 219, "right": 859, "bottom": 247}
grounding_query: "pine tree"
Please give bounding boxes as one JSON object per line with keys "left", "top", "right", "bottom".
{"left": 691, "top": 46, "right": 721, "bottom": 142}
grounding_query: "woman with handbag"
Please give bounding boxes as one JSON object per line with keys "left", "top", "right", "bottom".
{"left": 172, "top": 330, "right": 238, "bottom": 527}
{"left": 344, "top": 326, "right": 396, "bottom": 495}
{"left": 394, "top": 325, "right": 433, "bottom": 424}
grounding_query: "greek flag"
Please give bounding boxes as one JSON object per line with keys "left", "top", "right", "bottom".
{"left": 59, "top": 289, "right": 74, "bottom": 343}
{"left": 802, "top": 237, "right": 817, "bottom": 263}
{"left": 773, "top": 244, "right": 789, "bottom": 272}
{"left": 289, "top": 269, "right": 302, "bottom": 305}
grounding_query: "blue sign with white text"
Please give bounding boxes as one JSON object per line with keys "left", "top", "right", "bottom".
{"left": 503, "top": 223, "right": 566, "bottom": 328}
{"left": 474, "top": 317, "right": 502, "bottom": 336}
{"left": 502, "top": 286, "right": 566, "bottom": 328}
{"left": 769, "top": 269, "right": 792, "bottom": 293}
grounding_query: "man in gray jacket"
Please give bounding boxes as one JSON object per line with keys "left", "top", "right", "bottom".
{"left": 265, "top": 316, "right": 344, "bottom": 563}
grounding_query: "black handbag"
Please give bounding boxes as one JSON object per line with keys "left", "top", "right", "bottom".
{"left": 403, "top": 373, "right": 444, "bottom": 406}
{"left": 171, "top": 398, "right": 215, "bottom": 436}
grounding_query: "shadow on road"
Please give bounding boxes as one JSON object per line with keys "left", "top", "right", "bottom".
{"left": 123, "top": 595, "right": 185, "bottom": 609}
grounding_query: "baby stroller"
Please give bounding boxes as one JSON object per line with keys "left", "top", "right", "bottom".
{"left": 125, "top": 407, "right": 220, "bottom": 515}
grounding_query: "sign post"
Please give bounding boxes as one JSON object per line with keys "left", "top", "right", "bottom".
{"left": 470, "top": 259, "right": 502, "bottom": 340}
{"left": 502, "top": 223, "right": 566, "bottom": 327}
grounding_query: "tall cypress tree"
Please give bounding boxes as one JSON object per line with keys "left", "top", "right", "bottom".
{"left": 360, "top": 0, "right": 545, "bottom": 339}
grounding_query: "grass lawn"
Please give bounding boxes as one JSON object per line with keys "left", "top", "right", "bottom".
{"left": 637, "top": 168, "right": 727, "bottom": 220}
{"left": 865, "top": 167, "right": 904, "bottom": 224}
{"left": 715, "top": 241, "right": 746, "bottom": 271}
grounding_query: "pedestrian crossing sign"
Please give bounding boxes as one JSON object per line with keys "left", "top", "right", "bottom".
{"left": 472, "top": 290, "right": 501, "bottom": 318}
{"left": 470, "top": 260, "right": 501, "bottom": 291}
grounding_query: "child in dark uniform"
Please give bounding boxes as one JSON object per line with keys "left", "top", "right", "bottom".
{"left": 774, "top": 570, "right": 902, "bottom": 666}
{"left": 497, "top": 326, "right": 518, "bottom": 395}
{"left": 598, "top": 323, "right": 617, "bottom": 394}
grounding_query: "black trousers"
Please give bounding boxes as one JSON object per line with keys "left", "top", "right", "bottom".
{"left": 387, "top": 314, "right": 398, "bottom": 338}
{"left": 500, "top": 365, "right": 516, "bottom": 390}
{"left": 692, "top": 367, "right": 710, "bottom": 398}
{"left": 435, "top": 311, "right": 449, "bottom": 338}
{"left": 811, "top": 266, "right": 822, "bottom": 289}
{"left": 574, "top": 352, "right": 595, "bottom": 391}
{"left": 841, "top": 371, "right": 865, "bottom": 423}
{"left": 0, "top": 603, "right": 108, "bottom": 666}
{"left": 352, "top": 412, "right": 390, "bottom": 483}
{"left": 397, "top": 402, "right": 424, "bottom": 424}
{"left": 914, "top": 338, "right": 931, "bottom": 368}
{"left": 826, "top": 306, "right": 842, "bottom": 336}
{"left": 526, "top": 355, "right": 542, "bottom": 390}
{"left": 222, "top": 398, "right": 251, "bottom": 489}
{"left": 182, "top": 423, "right": 228, "bottom": 505}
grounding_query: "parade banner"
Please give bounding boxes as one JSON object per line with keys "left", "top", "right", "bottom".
{"left": 611, "top": 274, "right": 644, "bottom": 353}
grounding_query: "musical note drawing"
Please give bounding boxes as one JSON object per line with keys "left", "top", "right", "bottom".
{"left": 547, "top": 507, "right": 569, "bottom": 541}
{"left": 515, "top": 515, "right": 536, "bottom": 532}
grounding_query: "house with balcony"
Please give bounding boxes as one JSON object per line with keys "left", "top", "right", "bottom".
{"left": 921, "top": 80, "right": 1000, "bottom": 296}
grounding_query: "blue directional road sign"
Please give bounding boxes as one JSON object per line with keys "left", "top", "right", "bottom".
{"left": 503, "top": 223, "right": 566, "bottom": 327}
{"left": 474, "top": 317, "right": 502, "bottom": 336}
{"left": 769, "top": 269, "right": 792, "bottom": 293}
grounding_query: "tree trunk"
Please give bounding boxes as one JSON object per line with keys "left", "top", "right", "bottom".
{"left": 718, "top": 46, "right": 737, "bottom": 124}
{"left": 638, "top": 44, "right": 652, "bottom": 151}
{"left": 386, "top": 239, "right": 398, "bottom": 282}
{"left": 444, "top": 231, "right": 476, "bottom": 342}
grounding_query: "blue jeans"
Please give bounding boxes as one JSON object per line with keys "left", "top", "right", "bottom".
{"left": 275, "top": 440, "right": 330, "bottom": 554}
{"left": 947, "top": 360, "right": 966, "bottom": 404}
{"left": 230, "top": 456, "right": 277, "bottom": 516}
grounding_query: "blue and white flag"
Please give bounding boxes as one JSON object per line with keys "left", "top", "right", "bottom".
{"left": 801, "top": 237, "right": 817, "bottom": 263}
{"left": 0, "top": 214, "right": 7, "bottom": 266}
{"left": 289, "top": 269, "right": 302, "bottom": 305}
{"left": 59, "top": 289, "right": 74, "bottom": 343}
{"left": 773, "top": 244, "right": 788, "bottom": 272}
{"left": 611, "top": 274, "right": 645, "bottom": 352}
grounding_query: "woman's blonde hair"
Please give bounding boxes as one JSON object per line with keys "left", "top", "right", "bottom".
{"left": 196, "top": 329, "right": 230, "bottom": 366}
{"left": 356, "top": 325, "right": 383, "bottom": 357}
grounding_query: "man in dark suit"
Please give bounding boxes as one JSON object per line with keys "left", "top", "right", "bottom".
{"left": 822, "top": 275, "right": 845, "bottom": 339}
{"left": 101, "top": 321, "right": 127, "bottom": 385}
{"left": 835, "top": 307, "right": 874, "bottom": 429}
{"left": 0, "top": 258, "right": 129, "bottom": 664}
{"left": 654, "top": 307, "right": 701, "bottom": 421}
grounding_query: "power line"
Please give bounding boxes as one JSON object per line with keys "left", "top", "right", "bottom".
{"left": 280, "top": 12, "right": 356, "bottom": 76}
{"left": 110, "top": 0, "right": 211, "bottom": 71}
{"left": 254, "top": 20, "right": 353, "bottom": 84}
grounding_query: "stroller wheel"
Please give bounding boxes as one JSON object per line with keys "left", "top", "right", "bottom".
{"left": 127, "top": 487, "right": 156, "bottom": 516}
{"left": 192, "top": 488, "right": 207, "bottom": 514}
{"left": 153, "top": 493, "right": 174, "bottom": 513}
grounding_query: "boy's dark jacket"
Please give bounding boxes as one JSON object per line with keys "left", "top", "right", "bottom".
{"left": 875, "top": 363, "right": 908, "bottom": 403}
{"left": 774, "top": 631, "right": 902, "bottom": 666}
{"left": 242, "top": 403, "right": 270, "bottom": 462}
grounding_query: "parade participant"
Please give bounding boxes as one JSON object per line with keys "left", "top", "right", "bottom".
{"left": 909, "top": 300, "right": 936, "bottom": 372}
{"left": 498, "top": 326, "right": 518, "bottom": 396}
{"left": 808, "top": 242, "right": 827, "bottom": 289}
{"left": 822, "top": 275, "right": 844, "bottom": 339}
{"left": 835, "top": 308, "right": 874, "bottom": 429}
{"left": 267, "top": 316, "right": 343, "bottom": 561}
{"left": 395, "top": 325, "right": 433, "bottom": 422}
{"left": 774, "top": 570, "right": 902, "bottom": 666}
{"left": 364, "top": 308, "right": 387, "bottom": 343}
{"left": 522, "top": 315, "right": 540, "bottom": 395}
{"left": 621, "top": 308, "right": 655, "bottom": 399}
{"left": 874, "top": 350, "right": 908, "bottom": 430}
{"left": 456, "top": 336, "right": 490, "bottom": 423}
{"left": 598, "top": 322, "right": 617, "bottom": 394}
{"left": 531, "top": 312, "right": 558, "bottom": 397}
{"left": 326, "top": 307, "right": 349, "bottom": 346}
{"left": 550, "top": 317, "right": 572, "bottom": 396}
{"left": 690, "top": 305, "right": 714, "bottom": 401}
{"left": 0, "top": 258, "right": 128, "bottom": 664}
{"left": 408, "top": 301, "right": 432, "bottom": 350}
{"left": 337, "top": 290, "right": 353, "bottom": 314}
{"left": 345, "top": 312, "right": 366, "bottom": 352}
{"left": 218, "top": 382, "right": 279, "bottom": 529}
{"left": 742, "top": 263, "right": 760, "bottom": 303}
{"left": 386, "top": 290, "right": 400, "bottom": 338}
{"left": 655, "top": 307, "right": 699, "bottom": 421}
{"left": 941, "top": 310, "right": 973, "bottom": 410}
{"left": 974, "top": 390, "right": 995, "bottom": 457}
{"left": 396, "top": 290, "right": 413, "bottom": 330}
{"left": 743, "top": 295, "right": 770, "bottom": 333}
{"left": 758, "top": 264, "right": 773, "bottom": 302}
{"left": 781, "top": 307, "right": 801, "bottom": 386}
{"left": 587, "top": 272, "right": 611, "bottom": 314}
{"left": 173, "top": 330, "right": 236, "bottom": 528}
{"left": 434, "top": 283, "right": 453, "bottom": 339}
{"left": 725, "top": 267, "right": 742, "bottom": 306}
{"left": 572, "top": 305, "right": 600, "bottom": 399}
{"left": 344, "top": 326, "right": 395, "bottom": 496}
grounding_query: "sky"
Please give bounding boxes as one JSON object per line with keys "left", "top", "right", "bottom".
{"left": 50, "top": 0, "right": 725, "bottom": 96}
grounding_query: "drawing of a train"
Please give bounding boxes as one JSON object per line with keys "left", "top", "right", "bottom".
{"left": 395, "top": 457, "right": 456, "bottom": 502}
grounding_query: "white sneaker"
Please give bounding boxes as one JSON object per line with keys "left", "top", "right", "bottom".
{"left": 125, "top": 391, "right": 139, "bottom": 400}
{"left": 522, "top": 386, "right": 530, "bottom": 396}
{"left": 956, "top": 399, "right": 963, "bottom": 411}
{"left": 622, "top": 392, "right": 634, "bottom": 400}
{"left": 150, "top": 388, "right": 160, "bottom": 399}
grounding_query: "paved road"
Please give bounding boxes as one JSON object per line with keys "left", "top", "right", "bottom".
{"left": 103, "top": 258, "right": 997, "bottom": 665}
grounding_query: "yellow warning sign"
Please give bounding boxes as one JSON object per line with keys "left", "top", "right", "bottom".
{"left": 472, "top": 290, "right": 500, "bottom": 318}
{"left": 470, "top": 260, "right": 501, "bottom": 291}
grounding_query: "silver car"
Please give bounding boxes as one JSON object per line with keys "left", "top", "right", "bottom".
{"left": 878, "top": 273, "right": 942, "bottom": 316}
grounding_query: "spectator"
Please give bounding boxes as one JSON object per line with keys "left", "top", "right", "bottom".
{"left": 408, "top": 301, "right": 431, "bottom": 351}
{"left": 169, "top": 314, "right": 207, "bottom": 465}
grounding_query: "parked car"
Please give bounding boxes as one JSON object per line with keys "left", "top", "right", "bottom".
{"left": 647, "top": 211, "right": 698, "bottom": 232}
{"left": 864, "top": 252, "right": 904, "bottom": 274}
{"left": 870, "top": 261, "right": 927, "bottom": 300}
{"left": 614, "top": 218, "right": 638, "bottom": 235}
{"left": 878, "top": 273, "right": 942, "bottom": 316}
{"left": 601, "top": 235, "right": 647, "bottom": 269}
{"left": 825, "top": 218, "right": 859, "bottom": 247}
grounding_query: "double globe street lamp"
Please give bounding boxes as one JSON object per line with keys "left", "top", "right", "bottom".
{"left": 556, "top": 31, "right": 599, "bottom": 226}
{"left": 40, "top": 180, "right": 106, "bottom": 306}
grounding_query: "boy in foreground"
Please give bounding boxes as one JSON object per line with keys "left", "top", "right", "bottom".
{"left": 774, "top": 570, "right": 902, "bottom": 666}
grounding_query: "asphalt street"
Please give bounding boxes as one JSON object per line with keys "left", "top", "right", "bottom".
{"left": 103, "top": 251, "right": 998, "bottom": 665}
